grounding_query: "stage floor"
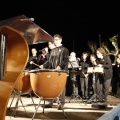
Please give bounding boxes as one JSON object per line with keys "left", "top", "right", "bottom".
{"left": 6, "top": 94, "right": 120, "bottom": 120}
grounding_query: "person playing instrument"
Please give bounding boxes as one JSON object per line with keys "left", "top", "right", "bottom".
{"left": 38, "top": 42, "right": 56, "bottom": 67}
{"left": 48, "top": 41, "right": 56, "bottom": 50}
{"left": 79, "top": 52, "right": 90, "bottom": 100}
{"left": 39, "top": 34, "right": 69, "bottom": 110}
{"left": 95, "top": 47, "right": 113, "bottom": 102}
{"left": 39, "top": 42, "right": 56, "bottom": 70}
{"left": 46, "top": 41, "right": 56, "bottom": 61}
{"left": 25, "top": 48, "right": 39, "bottom": 70}
{"left": 38, "top": 47, "right": 49, "bottom": 65}
{"left": 25, "top": 47, "right": 39, "bottom": 98}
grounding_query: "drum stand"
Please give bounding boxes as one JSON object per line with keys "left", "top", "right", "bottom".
{"left": 9, "top": 90, "right": 36, "bottom": 119}
{"left": 32, "top": 97, "right": 67, "bottom": 120}
{"left": 68, "top": 73, "right": 82, "bottom": 103}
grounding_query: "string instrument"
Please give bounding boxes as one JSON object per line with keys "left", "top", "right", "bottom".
{"left": 0, "top": 15, "right": 53, "bottom": 120}
{"left": 0, "top": 26, "right": 29, "bottom": 120}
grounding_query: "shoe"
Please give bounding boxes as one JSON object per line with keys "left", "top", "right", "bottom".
{"left": 96, "top": 99, "right": 101, "bottom": 102}
{"left": 86, "top": 100, "right": 92, "bottom": 104}
{"left": 57, "top": 105, "right": 62, "bottom": 110}
{"left": 110, "top": 93, "right": 115, "bottom": 96}
{"left": 41, "top": 104, "right": 52, "bottom": 108}
{"left": 102, "top": 99, "right": 107, "bottom": 102}
{"left": 82, "top": 96, "right": 86, "bottom": 99}
{"left": 90, "top": 95, "right": 96, "bottom": 100}
{"left": 41, "top": 103, "right": 53, "bottom": 108}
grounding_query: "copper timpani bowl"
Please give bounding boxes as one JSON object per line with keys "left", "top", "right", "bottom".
{"left": 29, "top": 69, "right": 68, "bottom": 98}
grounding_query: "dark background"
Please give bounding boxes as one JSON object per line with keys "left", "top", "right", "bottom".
{"left": 0, "top": 1, "right": 120, "bottom": 57}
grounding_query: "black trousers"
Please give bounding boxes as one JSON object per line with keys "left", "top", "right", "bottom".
{"left": 96, "top": 75, "right": 111, "bottom": 100}
{"left": 112, "top": 77, "right": 120, "bottom": 95}
{"left": 80, "top": 77, "right": 89, "bottom": 97}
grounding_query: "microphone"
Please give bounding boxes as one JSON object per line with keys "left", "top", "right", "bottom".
{"left": 20, "top": 18, "right": 34, "bottom": 21}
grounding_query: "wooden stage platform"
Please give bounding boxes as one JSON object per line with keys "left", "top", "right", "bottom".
{"left": 5, "top": 94, "right": 120, "bottom": 120}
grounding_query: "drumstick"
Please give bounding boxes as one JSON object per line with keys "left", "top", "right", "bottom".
{"left": 31, "top": 62, "right": 40, "bottom": 67}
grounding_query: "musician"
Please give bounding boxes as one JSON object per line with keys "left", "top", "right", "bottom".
{"left": 111, "top": 53, "right": 120, "bottom": 96}
{"left": 89, "top": 54, "right": 97, "bottom": 95}
{"left": 79, "top": 52, "right": 90, "bottom": 100}
{"left": 87, "top": 54, "right": 98, "bottom": 103}
{"left": 38, "top": 47, "right": 49, "bottom": 65}
{"left": 68, "top": 52, "right": 80, "bottom": 97}
{"left": 38, "top": 42, "right": 56, "bottom": 68}
{"left": 95, "top": 47, "right": 113, "bottom": 102}
{"left": 40, "top": 34, "right": 69, "bottom": 110}
{"left": 25, "top": 48, "right": 39, "bottom": 70}
{"left": 25, "top": 47, "right": 39, "bottom": 98}
{"left": 68, "top": 52, "right": 80, "bottom": 69}
{"left": 48, "top": 41, "right": 56, "bottom": 50}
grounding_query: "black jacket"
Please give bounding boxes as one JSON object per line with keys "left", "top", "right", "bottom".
{"left": 79, "top": 59, "right": 90, "bottom": 78}
{"left": 96, "top": 55, "right": 113, "bottom": 80}
{"left": 44, "top": 45, "right": 69, "bottom": 71}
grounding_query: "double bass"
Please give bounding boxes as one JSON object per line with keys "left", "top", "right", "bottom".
{"left": 0, "top": 15, "right": 53, "bottom": 120}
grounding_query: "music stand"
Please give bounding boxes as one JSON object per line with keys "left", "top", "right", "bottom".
{"left": 68, "top": 69, "right": 82, "bottom": 103}
{"left": 86, "top": 67, "right": 101, "bottom": 103}
{"left": 68, "top": 60, "right": 82, "bottom": 103}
